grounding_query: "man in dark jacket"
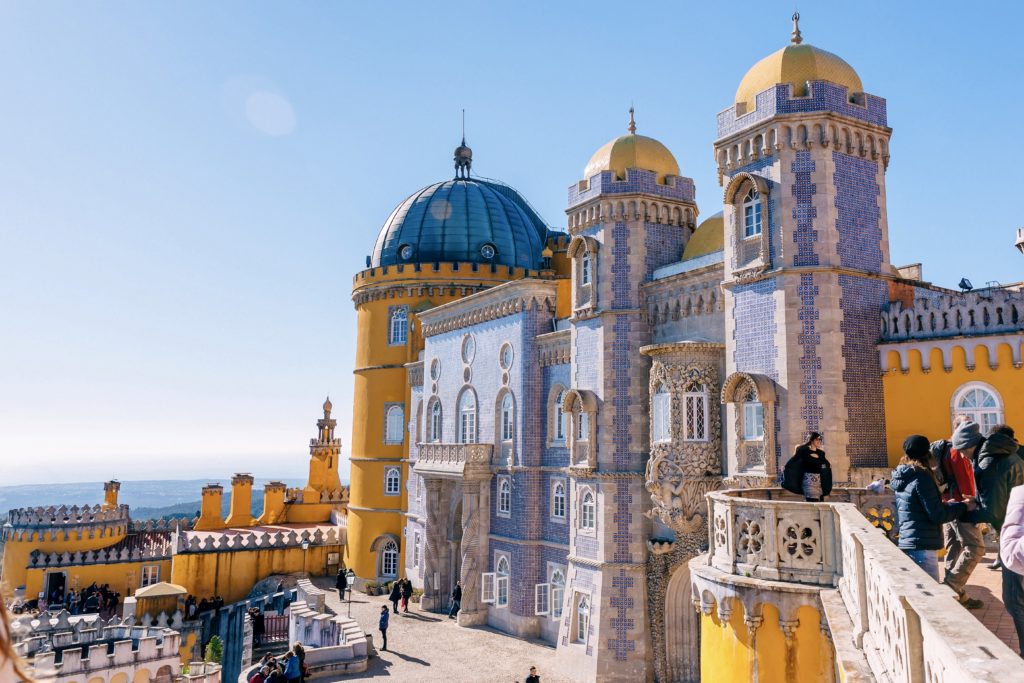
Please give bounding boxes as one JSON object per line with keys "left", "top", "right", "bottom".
{"left": 335, "top": 568, "right": 348, "bottom": 601}
{"left": 449, "top": 581, "right": 462, "bottom": 619}
{"left": 388, "top": 581, "right": 401, "bottom": 614}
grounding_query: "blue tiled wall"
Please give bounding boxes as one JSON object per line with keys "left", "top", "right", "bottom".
{"left": 838, "top": 274, "right": 888, "bottom": 467}
{"left": 732, "top": 280, "right": 779, "bottom": 381}
{"left": 797, "top": 274, "right": 823, "bottom": 432}
{"left": 833, "top": 152, "right": 883, "bottom": 272}
{"left": 792, "top": 151, "right": 819, "bottom": 266}
{"left": 568, "top": 168, "right": 695, "bottom": 208}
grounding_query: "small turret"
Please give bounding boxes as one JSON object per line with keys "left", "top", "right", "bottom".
{"left": 225, "top": 473, "right": 254, "bottom": 527}
{"left": 102, "top": 480, "right": 121, "bottom": 510}
{"left": 305, "top": 397, "right": 342, "bottom": 497}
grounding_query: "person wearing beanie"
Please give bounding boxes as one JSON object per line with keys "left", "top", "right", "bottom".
{"left": 928, "top": 421, "right": 985, "bottom": 608}
{"left": 891, "top": 434, "right": 975, "bottom": 581}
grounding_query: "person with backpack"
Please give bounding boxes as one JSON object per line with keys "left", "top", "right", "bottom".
{"left": 892, "top": 435, "right": 975, "bottom": 580}
{"left": 929, "top": 420, "right": 985, "bottom": 608}
{"left": 782, "top": 432, "right": 832, "bottom": 501}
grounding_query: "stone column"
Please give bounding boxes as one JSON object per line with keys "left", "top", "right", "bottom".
{"left": 420, "top": 479, "right": 446, "bottom": 611}
{"left": 457, "top": 480, "right": 487, "bottom": 626}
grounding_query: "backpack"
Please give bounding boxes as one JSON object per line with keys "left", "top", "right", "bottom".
{"left": 781, "top": 453, "right": 804, "bottom": 495}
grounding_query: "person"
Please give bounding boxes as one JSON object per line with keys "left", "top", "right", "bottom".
{"left": 292, "top": 642, "right": 306, "bottom": 682}
{"left": 787, "top": 432, "right": 833, "bottom": 502}
{"left": 930, "top": 420, "right": 985, "bottom": 608}
{"left": 526, "top": 666, "right": 541, "bottom": 683}
{"left": 249, "top": 666, "right": 270, "bottom": 683}
{"left": 1002, "top": 482, "right": 1024, "bottom": 656}
{"left": 388, "top": 580, "right": 401, "bottom": 614}
{"left": 379, "top": 605, "right": 390, "bottom": 651}
{"left": 336, "top": 568, "right": 348, "bottom": 601}
{"left": 1, "top": 598, "right": 32, "bottom": 682}
{"left": 400, "top": 578, "right": 412, "bottom": 613}
{"left": 449, "top": 581, "right": 462, "bottom": 619}
{"left": 266, "top": 661, "right": 287, "bottom": 683}
{"left": 891, "top": 435, "right": 974, "bottom": 580}
{"left": 281, "top": 650, "right": 302, "bottom": 683}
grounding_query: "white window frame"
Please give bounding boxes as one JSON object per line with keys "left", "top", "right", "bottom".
{"left": 579, "top": 489, "right": 596, "bottom": 532}
{"left": 412, "top": 531, "right": 421, "bottom": 567}
{"left": 380, "top": 539, "right": 399, "bottom": 578}
{"left": 577, "top": 409, "right": 590, "bottom": 441}
{"left": 389, "top": 307, "right": 408, "bottom": 345}
{"left": 743, "top": 188, "right": 762, "bottom": 238}
{"left": 682, "top": 385, "right": 709, "bottom": 442}
{"left": 652, "top": 384, "right": 672, "bottom": 443}
{"left": 430, "top": 400, "right": 443, "bottom": 443}
{"left": 554, "top": 389, "right": 567, "bottom": 443}
{"left": 549, "top": 568, "right": 566, "bottom": 619}
{"left": 481, "top": 572, "right": 496, "bottom": 603}
{"left": 574, "top": 592, "right": 590, "bottom": 644}
{"left": 497, "top": 476, "right": 512, "bottom": 518}
{"left": 535, "top": 583, "right": 550, "bottom": 616}
{"left": 581, "top": 250, "right": 592, "bottom": 285}
{"left": 743, "top": 401, "right": 765, "bottom": 441}
{"left": 952, "top": 382, "right": 1004, "bottom": 436}
{"left": 384, "top": 467, "right": 401, "bottom": 496}
{"left": 140, "top": 564, "right": 160, "bottom": 588}
{"left": 551, "top": 479, "right": 567, "bottom": 522}
{"left": 459, "top": 390, "right": 477, "bottom": 444}
{"left": 495, "top": 556, "right": 510, "bottom": 608}
{"left": 501, "top": 393, "right": 515, "bottom": 442}
{"left": 384, "top": 404, "right": 405, "bottom": 445}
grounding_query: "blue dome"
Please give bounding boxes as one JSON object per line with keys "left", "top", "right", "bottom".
{"left": 371, "top": 178, "right": 550, "bottom": 269}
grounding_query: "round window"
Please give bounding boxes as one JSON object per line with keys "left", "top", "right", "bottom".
{"left": 461, "top": 335, "right": 476, "bottom": 364}
{"left": 430, "top": 358, "right": 440, "bottom": 380}
{"left": 499, "top": 343, "right": 514, "bottom": 370}
{"left": 480, "top": 244, "right": 496, "bottom": 259}
{"left": 399, "top": 244, "right": 413, "bottom": 260}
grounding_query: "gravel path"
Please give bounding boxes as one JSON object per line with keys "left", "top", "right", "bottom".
{"left": 311, "top": 577, "right": 580, "bottom": 682}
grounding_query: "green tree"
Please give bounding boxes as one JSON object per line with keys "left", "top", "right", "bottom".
{"left": 204, "top": 635, "right": 224, "bottom": 664}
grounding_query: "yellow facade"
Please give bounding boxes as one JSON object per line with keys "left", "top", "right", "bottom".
{"left": 23, "top": 559, "right": 172, "bottom": 602}
{"left": 882, "top": 340, "right": 1024, "bottom": 465}
{"left": 1, "top": 525, "right": 127, "bottom": 597}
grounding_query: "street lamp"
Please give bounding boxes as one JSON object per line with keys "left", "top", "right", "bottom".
{"left": 346, "top": 569, "right": 355, "bottom": 618}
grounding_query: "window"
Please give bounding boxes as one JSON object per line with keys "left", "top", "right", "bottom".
{"left": 743, "top": 188, "right": 762, "bottom": 238}
{"left": 550, "top": 570, "right": 565, "bottom": 619}
{"left": 497, "top": 477, "right": 512, "bottom": 517}
{"left": 385, "top": 405, "right": 405, "bottom": 444}
{"left": 384, "top": 467, "right": 401, "bottom": 495}
{"left": 953, "top": 383, "right": 1003, "bottom": 434}
{"left": 459, "top": 391, "right": 477, "bottom": 443}
{"left": 580, "top": 490, "right": 596, "bottom": 531}
{"left": 575, "top": 594, "right": 590, "bottom": 643}
{"left": 555, "top": 390, "right": 567, "bottom": 442}
{"left": 380, "top": 539, "right": 399, "bottom": 578}
{"left": 552, "top": 481, "right": 566, "bottom": 520}
{"left": 430, "top": 401, "right": 443, "bottom": 442}
{"left": 430, "top": 358, "right": 440, "bottom": 380}
{"left": 581, "top": 251, "right": 592, "bottom": 285}
{"left": 652, "top": 384, "right": 671, "bottom": 443}
{"left": 577, "top": 410, "right": 590, "bottom": 441}
{"left": 140, "top": 565, "right": 160, "bottom": 588}
{"left": 743, "top": 402, "right": 765, "bottom": 440}
{"left": 501, "top": 394, "right": 514, "bottom": 442}
{"left": 389, "top": 307, "right": 408, "bottom": 345}
{"left": 413, "top": 531, "right": 421, "bottom": 567}
{"left": 500, "top": 344, "right": 514, "bottom": 370}
{"left": 535, "top": 582, "right": 550, "bottom": 616}
{"left": 682, "top": 385, "right": 708, "bottom": 442}
{"left": 461, "top": 335, "right": 476, "bottom": 364}
{"left": 481, "top": 572, "right": 495, "bottom": 603}
{"left": 496, "top": 556, "right": 510, "bottom": 608}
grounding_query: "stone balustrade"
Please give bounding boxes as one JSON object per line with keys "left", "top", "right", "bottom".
{"left": 23, "top": 624, "right": 181, "bottom": 682}
{"left": 12, "top": 612, "right": 188, "bottom": 658}
{"left": 294, "top": 578, "right": 327, "bottom": 613}
{"left": 176, "top": 526, "right": 343, "bottom": 553}
{"left": 414, "top": 443, "right": 493, "bottom": 477}
{"left": 183, "top": 661, "right": 223, "bottom": 683}
{"left": 882, "top": 287, "right": 1024, "bottom": 342}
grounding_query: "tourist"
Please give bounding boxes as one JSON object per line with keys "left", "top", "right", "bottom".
{"left": 783, "top": 432, "right": 832, "bottom": 502}
{"left": 379, "top": 605, "right": 390, "bottom": 651}
{"left": 335, "top": 568, "right": 348, "bottom": 601}
{"left": 388, "top": 581, "right": 401, "bottom": 614}
{"left": 281, "top": 650, "right": 302, "bottom": 683}
{"left": 1001, "top": 482, "right": 1024, "bottom": 655}
{"left": 292, "top": 642, "right": 306, "bottom": 681}
{"left": 449, "top": 580, "right": 462, "bottom": 619}
{"left": 526, "top": 666, "right": 541, "bottom": 683}
{"left": 892, "top": 435, "right": 974, "bottom": 580}
{"left": 930, "top": 420, "right": 985, "bottom": 607}
{"left": 400, "top": 578, "right": 412, "bottom": 613}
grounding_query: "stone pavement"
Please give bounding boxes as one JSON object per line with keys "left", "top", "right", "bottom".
{"left": 311, "top": 577, "right": 581, "bottom": 682}
{"left": 961, "top": 550, "right": 1021, "bottom": 654}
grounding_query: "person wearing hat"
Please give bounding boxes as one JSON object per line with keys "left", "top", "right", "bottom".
{"left": 891, "top": 435, "right": 975, "bottom": 580}
{"left": 929, "top": 421, "right": 986, "bottom": 607}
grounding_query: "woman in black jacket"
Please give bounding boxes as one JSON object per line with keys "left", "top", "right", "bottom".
{"left": 892, "top": 435, "right": 975, "bottom": 580}
{"left": 792, "top": 432, "right": 832, "bottom": 501}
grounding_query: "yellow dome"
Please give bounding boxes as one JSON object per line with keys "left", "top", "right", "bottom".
{"left": 682, "top": 212, "right": 723, "bottom": 260}
{"left": 735, "top": 42, "right": 862, "bottom": 111}
{"left": 583, "top": 109, "right": 679, "bottom": 183}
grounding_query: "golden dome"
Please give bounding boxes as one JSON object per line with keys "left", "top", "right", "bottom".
{"left": 583, "top": 109, "right": 680, "bottom": 183}
{"left": 682, "top": 212, "right": 723, "bottom": 260}
{"left": 735, "top": 16, "right": 862, "bottom": 111}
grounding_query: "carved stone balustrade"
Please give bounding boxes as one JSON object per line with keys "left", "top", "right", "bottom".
{"left": 413, "top": 443, "right": 492, "bottom": 480}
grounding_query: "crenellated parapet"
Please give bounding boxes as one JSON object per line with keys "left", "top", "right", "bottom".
{"left": 176, "top": 525, "right": 344, "bottom": 554}
{"left": 28, "top": 535, "right": 174, "bottom": 568}
{"left": 3, "top": 504, "right": 130, "bottom": 542}
{"left": 881, "top": 285, "right": 1024, "bottom": 342}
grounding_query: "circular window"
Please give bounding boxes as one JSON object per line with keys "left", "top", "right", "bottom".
{"left": 499, "top": 343, "right": 514, "bottom": 370}
{"left": 480, "top": 244, "right": 496, "bottom": 260}
{"left": 463, "top": 367, "right": 472, "bottom": 383}
{"left": 399, "top": 244, "right": 413, "bottom": 260}
{"left": 430, "top": 358, "right": 440, "bottom": 380}
{"left": 461, "top": 335, "right": 476, "bottom": 364}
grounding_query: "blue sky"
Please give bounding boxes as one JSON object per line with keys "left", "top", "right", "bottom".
{"left": 2, "top": 1, "right": 1020, "bottom": 485}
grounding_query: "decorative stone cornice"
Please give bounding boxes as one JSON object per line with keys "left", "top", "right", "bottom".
{"left": 418, "top": 279, "right": 558, "bottom": 337}
{"left": 536, "top": 329, "right": 570, "bottom": 367}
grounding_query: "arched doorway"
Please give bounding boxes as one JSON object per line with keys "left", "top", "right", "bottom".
{"left": 665, "top": 563, "right": 699, "bottom": 682}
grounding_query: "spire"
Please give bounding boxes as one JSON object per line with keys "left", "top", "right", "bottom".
{"left": 454, "top": 109, "right": 473, "bottom": 179}
{"left": 323, "top": 395, "right": 332, "bottom": 417}
{"left": 627, "top": 106, "right": 637, "bottom": 135}
{"left": 791, "top": 11, "right": 803, "bottom": 44}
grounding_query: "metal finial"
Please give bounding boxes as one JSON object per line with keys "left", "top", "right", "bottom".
{"left": 461, "top": 108, "right": 465, "bottom": 146}
{"left": 454, "top": 111, "right": 473, "bottom": 179}
{"left": 791, "top": 12, "right": 803, "bottom": 44}
{"left": 627, "top": 106, "right": 636, "bottom": 134}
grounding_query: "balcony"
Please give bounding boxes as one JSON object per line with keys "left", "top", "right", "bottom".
{"left": 414, "top": 443, "right": 492, "bottom": 479}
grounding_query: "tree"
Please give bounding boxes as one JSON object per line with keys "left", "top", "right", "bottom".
{"left": 204, "top": 635, "right": 224, "bottom": 664}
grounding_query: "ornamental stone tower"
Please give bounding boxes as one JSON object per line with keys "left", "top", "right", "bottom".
{"left": 558, "top": 111, "right": 698, "bottom": 680}
{"left": 716, "top": 14, "right": 893, "bottom": 481}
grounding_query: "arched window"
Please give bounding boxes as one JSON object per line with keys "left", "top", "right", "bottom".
{"left": 459, "top": 390, "right": 477, "bottom": 444}
{"left": 550, "top": 569, "right": 565, "bottom": 619}
{"left": 389, "top": 307, "right": 408, "bottom": 345}
{"left": 554, "top": 389, "right": 567, "bottom": 442}
{"left": 580, "top": 490, "right": 596, "bottom": 531}
{"left": 384, "top": 467, "right": 400, "bottom": 496}
{"left": 501, "top": 394, "right": 514, "bottom": 442}
{"left": 652, "top": 384, "right": 671, "bottom": 443}
{"left": 496, "top": 556, "right": 510, "bottom": 607}
{"left": 577, "top": 408, "right": 590, "bottom": 441}
{"left": 682, "top": 384, "right": 708, "bottom": 442}
{"left": 743, "top": 401, "right": 764, "bottom": 440}
{"left": 953, "top": 383, "right": 1003, "bottom": 434}
{"left": 552, "top": 481, "right": 566, "bottom": 520}
{"left": 384, "top": 405, "right": 404, "bottom": 444}
{"left": 581, "top": 251, "right": 592, "bottom": 285}
{"left": 497, "top": 477, "right": 512, "bottom": 517}
{"left": 430, "top": 401, "right": 443, "bottom": 442}
{"left": 575, "top": 594, "right": 590, "bottom": 642}
{"left": 742, "top": 188, "right": 762, "bottom": 238}
{"left": 380, "top": 539, "right": 399, "bottom": 578}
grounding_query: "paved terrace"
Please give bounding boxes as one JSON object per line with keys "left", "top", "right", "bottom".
{"left": 962, "top": 550, "right": 1021, "bottom": 653}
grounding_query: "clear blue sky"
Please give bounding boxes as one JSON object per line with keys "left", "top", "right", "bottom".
{"left": 2, "top": 1, "right": 1020, "bottom": 486}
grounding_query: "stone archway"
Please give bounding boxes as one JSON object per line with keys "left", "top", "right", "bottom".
{"left": 665, "top": 563, "right": 699, "bottom": 683}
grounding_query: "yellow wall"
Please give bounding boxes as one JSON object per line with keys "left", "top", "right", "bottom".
{"left": 24, "top": 559, "right": 173, "bottom": 600}
{"left": 700, "top": 601, "right": 833, "bottom": 683}
{"left": 1, "top": 525, "right": 127, "bottom": 594}
{"left": 882, "top": 341, "right": 1024, "bottom": 465}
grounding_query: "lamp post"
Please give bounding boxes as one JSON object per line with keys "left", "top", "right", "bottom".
{"left": 346, "top": 569, "right": 355, "bottom": 618}
{"left": 301, "top": 540, "right": 309, "bottom": 575}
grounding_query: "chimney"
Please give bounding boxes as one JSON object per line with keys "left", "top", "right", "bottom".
{"left": 257, "top": 481, "right": 288, "bottom": 525}
{"left": 225, "top": 473, "right": 254, "bottom": 527}
{"left": 194, "top": 484, "right": 225, "bottom": 531}
{"left": 102, "top": 480, "right": 121, "bottom": 510}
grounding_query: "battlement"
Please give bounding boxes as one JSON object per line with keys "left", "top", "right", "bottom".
{"left": 352, "top": 261, "right": 542, "bottom": 288}
{"left": 176, "top": 524, "right": 344, "bottom": 554}
{"left": 6, "top": 503, "right": 130, "bottom": 529}
{"left": 29, "top": 531, "right": 175, "bottom": 568}
{"left": 568, "top": 167, "right": 696, "bottom": 210}
{"left": 882, "top": 285, "right": 1024, "bottom": 342}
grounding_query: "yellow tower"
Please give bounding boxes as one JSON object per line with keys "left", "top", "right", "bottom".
{"left": 345, "top": 139, "right": 568, "bottom": 585}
